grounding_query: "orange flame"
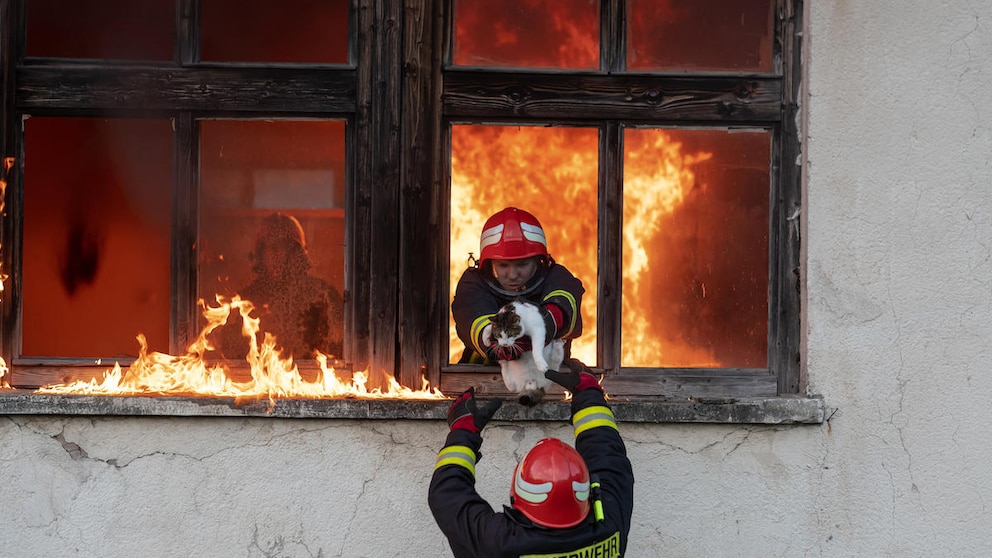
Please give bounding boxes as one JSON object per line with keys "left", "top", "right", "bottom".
{"left": 36, "top": 296, "right": 445, "bottom": 401}
{"left": 449, "top": 126, "right": 719, "bottom": 368}
{"left": 0, "top": 157, "right": 12, "bottom": 298}
{"left": 621, "top": 130, "right": 716, "bottom": 367}
{"left": 449, "top": 126, "right": 599, "bottom": 364}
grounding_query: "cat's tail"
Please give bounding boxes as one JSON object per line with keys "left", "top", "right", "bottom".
{"left": 517, "top": 388, "right": 545, "bottom": 407}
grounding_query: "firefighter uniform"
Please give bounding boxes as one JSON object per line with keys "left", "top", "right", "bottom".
{"left": 428, "top": 387, "right": 634, "bottom": 558}
{"left": 452, "top": 263, "right": 584, "bottom": 364}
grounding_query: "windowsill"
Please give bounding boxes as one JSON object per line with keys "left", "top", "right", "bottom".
{"left": 0, "top": 390, "right": 825, "bottom": 424}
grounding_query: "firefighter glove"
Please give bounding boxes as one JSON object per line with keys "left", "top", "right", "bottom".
{"left": 447, "top": 387, "right": 504, "bottom": 434}
{"left": 545, "top": 358, "right": 603, "bottom": 393}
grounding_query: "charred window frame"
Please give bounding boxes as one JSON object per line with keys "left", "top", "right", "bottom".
{"left": 0, "top": 0, "right": 413, "bottom": 388}
{"left": 0, "top": 0, "right": 805, "bottom": 404}
{"left": 426, "top": 1, "right": 804, "bottom": 399}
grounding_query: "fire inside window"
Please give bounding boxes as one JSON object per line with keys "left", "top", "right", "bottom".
{"left": 1, "top": 0, "right": 787, "bottom": 399}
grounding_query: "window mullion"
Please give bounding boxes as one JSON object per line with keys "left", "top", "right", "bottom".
{"left": 598, "top": 122, "right": 623, "bottom": 373}
{"left": 600, "top": 0, "right": 625, "bottom": 73}
{"left": 177, "top": 0, "right": 199, "bottom": 66}
{"left": 171, "top": 113, "right": 198, "bottom": 355}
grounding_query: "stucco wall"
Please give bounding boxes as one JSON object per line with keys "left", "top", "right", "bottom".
{"left": 3, "top": 1, "right": 992, "bottom": 556}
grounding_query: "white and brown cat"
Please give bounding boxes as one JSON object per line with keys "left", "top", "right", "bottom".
{"left": 487, "top": 301, "right": 564, "bottom": 406}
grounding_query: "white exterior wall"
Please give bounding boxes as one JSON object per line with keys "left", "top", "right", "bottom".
{"left": 2, "top": 1, "right": 991, "bottom": 556}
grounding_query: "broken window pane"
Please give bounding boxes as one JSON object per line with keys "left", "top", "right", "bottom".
{"left": 200, "top": 0, "right": 349, "bottom": 64}
{"left": 22, "top": 117, "right": 173, "bottom": 358}
{"left": 198, "top": 120, "right": 347, "bottom": 368}
{"left": 626, "top": 0, "right": 774, "bottom": 72}
{"left": 26, "top": 0, "right": 174, "bottom": 60}
{"left": 451, "top": 0, "right": 599, "bottom": 69}
{"left": 449, "top": 124, "right": 599, "bottom": 365}
{"left": 622, "top": 128, "right": 770, "bottom": 368}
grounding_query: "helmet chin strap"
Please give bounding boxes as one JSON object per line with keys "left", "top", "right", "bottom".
{"left": 482, "top": 259, "right": 551, "bottom": 298}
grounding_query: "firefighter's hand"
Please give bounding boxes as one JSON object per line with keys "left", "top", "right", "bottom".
{"left": 545, "top": 358, "right": 603, "bottom": 393}
{"left": 447, "top": 387, "right": 504, "bottom": 434}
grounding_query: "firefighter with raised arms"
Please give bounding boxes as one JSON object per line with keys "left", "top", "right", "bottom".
{"left": 428, "top": 359, "right": 634, "bottom": 557}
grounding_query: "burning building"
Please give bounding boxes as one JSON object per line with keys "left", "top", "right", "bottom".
{"left": 3, "top": 1, "right": 986, "bottom": 557}
{"left": 0, "top": 0, "right": 799, "bottom": 405}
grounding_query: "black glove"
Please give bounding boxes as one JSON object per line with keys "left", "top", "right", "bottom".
{"left": 447, "top": 387, "right": 504, "bottom": 434}
{"left": 545, "top": 358, "right": 603, "bottom": 393}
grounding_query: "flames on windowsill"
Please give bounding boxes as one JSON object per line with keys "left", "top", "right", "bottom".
{"left": 6, "top": 297, "right": 445, "bottom": 402}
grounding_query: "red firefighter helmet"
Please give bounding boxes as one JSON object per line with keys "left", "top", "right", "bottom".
{"left": 478, "top": 207, "right": 549, "bottom": 266}
{"left": 510, "top": 438, "right": 591, "bottom": 529}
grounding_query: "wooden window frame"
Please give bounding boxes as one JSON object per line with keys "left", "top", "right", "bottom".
{"left": 0, "top": 0, "right": 804, "bottom": 402}
{"left": 427, "top": 1, "right": 805, "bottom": 399}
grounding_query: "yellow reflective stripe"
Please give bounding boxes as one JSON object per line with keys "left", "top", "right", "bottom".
{"left": 573, "top": 405, "right": 618, "bottom": 436}
{"left": 543, "top": 290, "right": 578, "bottom": 336}
{"left": 469, "top": 314, "right": 495, "bottom": 356}
{"left": 520, "top": 531, "right": 621, "bottom": 558}
{"left": 435, "top": 445, "right": 477, "bottom": 476}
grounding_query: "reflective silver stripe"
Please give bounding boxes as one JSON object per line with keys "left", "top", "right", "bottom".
{"left": 480, "top": 223, "right": 504, "bottom": 251}
{"left": 573, "top": 405, "right": 618, "bottom": 436}
{"left": 470, "top": 314, "right": 495, "bottom": 356}
{"left": 520, "top": 222, "right": 547, "bottom": 247}
{"left": 544, "top": 289, "right": 578, "bottom": 335}
{"left": 435, "top": 445, "right": 477, "bottom": 476}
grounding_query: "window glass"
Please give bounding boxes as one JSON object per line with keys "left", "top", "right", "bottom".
{"left": 451, "top": 0, "right": 599, "bottom": 69}
{"left": 622, "top": 128, "right": 770, "bottom": 368}
{"left": 201, "top": 0, "right": 349, "bottom": 64}
{"left": 22, "top": 118, "right": 173, "bottom": 358}
{"left": 198, "top": 120, "right": 347, "bottom": 371}
{"left": 626, "top": 0, "right": 774, "bottom": 72}
{"left": 449, "top": 125, "right": 598, "bottom": 365}
{"left": 27, "top": 0, "right": 174, "bottom": 60}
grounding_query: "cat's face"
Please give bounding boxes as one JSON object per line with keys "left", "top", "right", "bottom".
{"left": 491, "top": 308, "right": 523, "bottom": 347}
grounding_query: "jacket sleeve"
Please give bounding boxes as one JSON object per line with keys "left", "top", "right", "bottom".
{"left": 428, "top": 429, "right": 508, "bottom": 557}
{"left": 570, "top": 389, "right": 634, "bottom": 546}
{"left": 451, "top": 269, "right": 501, "bottom": 362}
{"left": 541, "top": 265, "right": 585, "bottom": 339}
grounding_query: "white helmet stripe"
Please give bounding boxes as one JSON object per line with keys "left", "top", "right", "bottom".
{"left": 573, "top": 480, "right": 590, "bottom": 502}
{"left": 515, "top": 466, "right": 553, "bottom": 504}
{"left": 520, "top": 222, "right": 547, "bottom": 247}
{"left": 480, "top": 223, "right": 504, "bottom": 252}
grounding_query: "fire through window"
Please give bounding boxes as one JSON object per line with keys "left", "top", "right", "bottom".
{"left": 0, "top": 0, "right": 799, "bottom": 401}
{"left": 448, "top": 125, "right": 770, "bottom": 370}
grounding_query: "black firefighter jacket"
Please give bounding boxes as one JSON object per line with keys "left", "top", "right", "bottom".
{"left": 428, "top": 388, "right": 634, "bottom": 558}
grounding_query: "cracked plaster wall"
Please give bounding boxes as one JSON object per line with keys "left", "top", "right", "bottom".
{"left": 2, "top": 1, "right": 992, "bottom": 556}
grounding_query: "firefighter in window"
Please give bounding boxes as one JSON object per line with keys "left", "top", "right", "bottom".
{"left": 451, "top": 207, "right": 585, "bottom": 364}
{"left": 429, "top": 359, "right": 634, "bottom": 557}
{"left": 218, "top": 212, "right": 344, "bottom": 364}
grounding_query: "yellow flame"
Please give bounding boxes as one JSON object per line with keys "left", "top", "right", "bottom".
{"left": 448, "top": 126, "right": 720, "bottom": 368}
{"left": 36, "top": 296, "right": 446, "bottom": 401}
{"left": 621, "top": 130, "right": 716, "bottom": 366}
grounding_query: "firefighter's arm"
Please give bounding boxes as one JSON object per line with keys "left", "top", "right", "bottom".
{"left": 451, "top": 270, "right": 500, "bottom": 360}
{"left": 546, "top": 360, "right": 633, "bottom": 524}
{"left": 429, "top": 389, "right": 508, "bottom": 552}
{"left": 541, "top": 266, "right": 585, "bottom": 339}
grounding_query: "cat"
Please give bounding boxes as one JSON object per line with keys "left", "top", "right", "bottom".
{"left": 488, "top": 300, "right": 565, "bottom": 406}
